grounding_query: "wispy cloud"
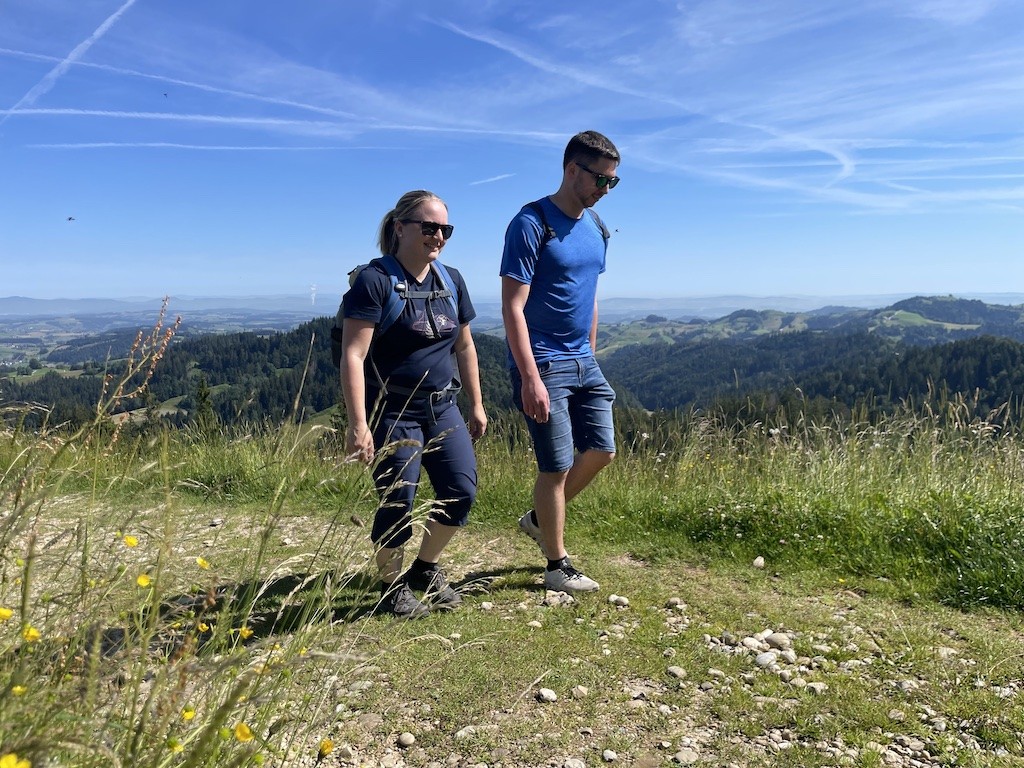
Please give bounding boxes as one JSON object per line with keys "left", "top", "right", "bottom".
{"left": 26, "top": 142, "right": 374, "bottom": 151}
{"left": 469, "top": 173, "right": 515, "bottom": 185}
{"left": 1, "top": 0, "right": 137, "bottom": 125}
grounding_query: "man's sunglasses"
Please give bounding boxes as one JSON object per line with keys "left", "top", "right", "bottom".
{"left": 575, "top": 162, "right": 620, "bottom": 189}
{"left": 400, "top": 219, "right": 454, "bottom": 239}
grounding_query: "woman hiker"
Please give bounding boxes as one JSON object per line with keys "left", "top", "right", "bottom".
{"left": 339, "top": 189, "right": 487, "bottom": 618}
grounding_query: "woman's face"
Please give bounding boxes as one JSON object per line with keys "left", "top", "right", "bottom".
{"left": 396, "top": 198, "right": 449, "bottom": 262}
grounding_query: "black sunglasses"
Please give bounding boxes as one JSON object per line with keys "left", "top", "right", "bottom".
{"left": 575, "top": 161, "right": 620, "bottom": 189}
{"left": 400, "top": 219, "right": 454, "bottom": 239}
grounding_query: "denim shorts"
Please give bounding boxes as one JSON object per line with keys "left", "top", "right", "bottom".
{"left": 511, "top": 356, "right": 616, "bottom": 473}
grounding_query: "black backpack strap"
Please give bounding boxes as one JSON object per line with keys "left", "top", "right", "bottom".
{"left": 526, "top": 200, "right": 556, "bottom": 249}
{"left": 586, "top": 208, "right": 611, "bottom": 241}
{"left": 526, "top": 199, "right": 611, "bottom": 249}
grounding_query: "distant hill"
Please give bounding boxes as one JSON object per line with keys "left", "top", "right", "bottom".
{"left": 600, "top": 296, "right": 1024, "bottom": 414}
{"left": 595, "top": 294, "right": 1024, "bottom": 354}
{"left": 8, "top": 295, "right": 1024, "bottom": 429}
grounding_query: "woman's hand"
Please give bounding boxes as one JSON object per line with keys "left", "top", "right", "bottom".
{"left": 346, "top": 423, "right": 375, "bottom": 464}
{"left": 467, "top": 403, "right": 488, "bottom": 441}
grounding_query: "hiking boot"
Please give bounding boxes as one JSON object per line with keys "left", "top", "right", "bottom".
{"left": 544, "top": 560, "right": 600, "bottom": 593}
{"left": 379, "top": 581, "right": 430, "bottom": 619}
{"left": 405, "top": 565, "right": 462, "bottom": 610}
{"left": 518, "top": 510, "right": 551, "bottom": 559}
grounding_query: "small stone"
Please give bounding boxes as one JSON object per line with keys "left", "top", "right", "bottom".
{"left": 572, "top": 685, "right": 589, "bottom": 698}
{"left": 753, "top": 556, "right": 765, "bottom": 569}
{"left": 608, "top": 594, "right": 630, "bottom": 607}
{"left": 673, "top": 747, "right": 700, "bottom": 764}
{"left": 564, "top": 759, "right": 586, "bottom": 768}
{"left": 806, "top": 682, "right": 828, "bottom": 695}
{"left": 209, "top": 518, "right": 225, "bottom": 527}
{"left": 663, "top": 647, "right": 677, "bottom": 658}
{"left": 765, "top": 632, "right": 792, "bottom": 650}
{"left": 480, "top": 601, "right": 494, "bottom": 611}
{"left": 398, "top": 732, "right": 415, "bottom": 747}
{"left": 537, "top": 687, "right": 558, "bottom": 702}
{"left": 755, "top": 651, "right": 778, "bottom": 668}
{"left": 527, "top": 620, "right": 543, "bottom": 628}
{"left": 666, "top": 597, "right": 682, "bottom": 608}
{"left": 666, "top": 665, "right": 686, "bottom": 679}
{"left": 603, "top": 749, "right": 618, "bottom": 762}
{"left": 888, "top": 709, "right": 906, "bottom": 722}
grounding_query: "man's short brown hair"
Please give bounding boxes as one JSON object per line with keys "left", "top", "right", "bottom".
{"left": 563, "top": 130, "right": 620, "bottom": 169}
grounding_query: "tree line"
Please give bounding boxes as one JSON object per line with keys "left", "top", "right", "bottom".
{"left": 6, "top": 317, "right": 1024, "bottom": 431}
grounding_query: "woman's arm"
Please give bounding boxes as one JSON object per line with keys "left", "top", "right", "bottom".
{"left": 453, "top": 324, "right": 487, "bottom": 440}
{"left": 339, "top": 318, "right": 376, "bottom": 462}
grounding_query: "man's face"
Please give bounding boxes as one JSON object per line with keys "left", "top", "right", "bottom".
{"left": 572, "top": 157, "right": 619, "bottom": 208}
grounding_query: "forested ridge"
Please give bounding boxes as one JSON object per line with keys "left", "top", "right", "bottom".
{"left": 6, "top": 296, "right": 1024, "bottom": 429}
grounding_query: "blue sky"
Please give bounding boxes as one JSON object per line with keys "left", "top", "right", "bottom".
{"left": 2, "top": 0, "right": 1023, "bottom": 304}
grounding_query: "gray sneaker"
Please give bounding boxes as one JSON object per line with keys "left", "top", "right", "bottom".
{"left": 518, "top": 510, "right": 551, "bottom": 559}
{"left": 405, "top": 565, "right": 462, "bottom": 610}
{"left": 379, "top": 581, "right": 430, "bottom": 619}
{"left": 544, "top": 561, "right": 600, "bottom": 593}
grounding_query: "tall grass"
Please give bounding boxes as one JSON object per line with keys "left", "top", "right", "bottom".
{"left": 0, "top": 312, "right": 386, "bottom": 767}
{"left": 577, "top": 398, "right": 1024, "bottom": 611}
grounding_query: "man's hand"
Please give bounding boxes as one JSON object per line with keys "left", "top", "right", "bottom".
{"left": 521, "top": 375, "right": 550, "bottom": 423}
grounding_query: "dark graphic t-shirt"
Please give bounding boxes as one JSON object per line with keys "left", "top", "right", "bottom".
{"left": 342, "top": 258, "right": 475, "bottom": 395}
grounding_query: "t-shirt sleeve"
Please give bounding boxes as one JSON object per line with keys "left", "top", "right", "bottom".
{"left": 499, "top": 208, "right": 544, "bottom": 285}
{"left": 341, "top": 266, "right": 389, "bottom": 324}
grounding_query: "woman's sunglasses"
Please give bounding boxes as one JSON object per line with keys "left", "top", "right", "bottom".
{"left": 400, "top": 219, "right": 454, "bottom": 239}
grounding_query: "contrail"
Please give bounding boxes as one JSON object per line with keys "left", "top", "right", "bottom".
{"left": 1, "top": 0, "right": 138, "bottom": 126}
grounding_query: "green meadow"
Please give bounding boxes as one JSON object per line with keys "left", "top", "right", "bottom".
{"left": 1, "top": 326, "right": 1023, "bottom": 767}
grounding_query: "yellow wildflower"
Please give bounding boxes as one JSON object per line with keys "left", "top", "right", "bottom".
{"left": 11, "top": 685, "right": 27, "bottom": 696}
{"left": 318, "top": 738, "right": 334, "bottom": 758}
{"left": 21, "top": 625, "right": 40, "bottom": 643}
{"left": 0, "top": 753, "right": 31, "bottom": 768}
{"left": 0, "top": 607, "right": 13, "bottom": 621}
{"left": 196, "top": 556, "right": 211, "bottom": 570}
{"left": 123, "top": 535, "right": 139, "bottom": 548}
{"left": 136, "top": 574, "right": 152, "bottom": 588}
{"left": 166, "top": 739, "right": 183, "bottom": 754}
{"left": 233, "top": 722, "right": 254, "bottom": 742}
{"left": 238, "top": 626, "right": 253, "bottom": 640}
{"left": 197, "top": 622, "right": 209, "bottom": 633}
{"left": 182, "top": 706, "right": 196, "bottom": 721}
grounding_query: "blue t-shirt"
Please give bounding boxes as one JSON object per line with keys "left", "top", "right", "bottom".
{"left": 342, "top": 258, "right": 475, "bottom": 395}
{"left": 499, "top": 197, "right": 607, "bottom": 367}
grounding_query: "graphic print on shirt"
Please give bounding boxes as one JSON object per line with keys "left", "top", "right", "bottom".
{"left": 411, "top": 306, "right": 458, "bottom": 339}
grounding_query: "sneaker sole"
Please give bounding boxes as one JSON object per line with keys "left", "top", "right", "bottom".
{"left": 543, "top": 577, "right": 600, "bottom": 593}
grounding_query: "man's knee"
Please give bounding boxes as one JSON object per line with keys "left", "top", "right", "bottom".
{"left": 586, "top": 449, "right": 615, "bottom": 469}
{"left": 537, "top": 468, "right": 570, "bottom": 488}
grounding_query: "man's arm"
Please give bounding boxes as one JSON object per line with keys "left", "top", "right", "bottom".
{"left": 501, "top": 276, "right": 550, "bottom": 423}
